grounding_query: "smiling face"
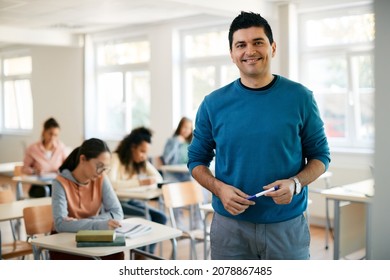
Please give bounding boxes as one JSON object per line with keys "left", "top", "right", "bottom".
{"left": 230, "top": 26, "right": 276, "bottom": 88}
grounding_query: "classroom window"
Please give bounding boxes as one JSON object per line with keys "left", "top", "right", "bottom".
{"left": 0, "top": 54, "right": 33, "bottom": 132}
{"left": 91, "top": 38, "right": 151, "bottom": 140}
{"left": 181, "top": 27, "right": 239, "bottom": 119}
{"left": 299, "top": 4, "right": 374, "bottom": 150}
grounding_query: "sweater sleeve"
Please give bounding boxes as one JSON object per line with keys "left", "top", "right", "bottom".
{"left": 301, "top": 93, "right": 331, "bottom": 170}
{"left": 99, "top": 176, "right": 124, "bottom": 220}
{"left": 187, "top": 99, "right": 216, "bottom": 175}
{"left": 145, "top": 161, "right": 163, "bottom": 183}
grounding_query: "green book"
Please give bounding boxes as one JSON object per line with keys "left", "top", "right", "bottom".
{"left": 75, "top": 230, "right": 116, "bottom": 242}
{"left": 76, "top": 235, "right": 126, "bottom": 247}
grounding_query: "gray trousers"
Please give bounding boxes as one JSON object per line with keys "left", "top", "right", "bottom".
{"left": 210, "top": 212, "right": 310, "bottom": 260}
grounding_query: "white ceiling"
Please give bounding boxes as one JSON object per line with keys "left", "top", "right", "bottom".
{"left": 0, "top": 0, "right": 362, "bottom": 47}
{"left": 0, "top": 0, "right": 274, "bottom": 47}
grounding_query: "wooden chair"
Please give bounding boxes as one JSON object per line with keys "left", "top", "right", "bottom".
{"left": 23, "top": 204, "right": 53, "bottom": 259}
{"left": 0, "top": 185, "right": 15, "bottom": 202}
{"left": 13, "top": 165, "right": 26, "bottom": 200}
{"left": 162, "top": 181, "right": 205, "bottom": 259}
{"left": 0, "top": 187, "right": 33, "bottom": 260}
{"left": 0, "top": 186, "right": 18, "bottom": 241}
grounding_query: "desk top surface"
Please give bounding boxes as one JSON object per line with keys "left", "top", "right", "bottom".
{"left": 321, "top": 178, "right": 374, "bottom": 203}
{"left": 115, "top": 186, "right": 162, "bottom": 200}
{"left": 0, "top": 197, "right": 52, "bottom": 222}
{"left": 12, "top": 174, "right": 56, "bottom": 185}
{"left": 0, "top": 161, "right": 23, "bottom": 176}
{"left": 31, "top": 217, "right": 182, "bottom": 258}
{"left": 160, "top": 164, "right": 189, "bottom": 173}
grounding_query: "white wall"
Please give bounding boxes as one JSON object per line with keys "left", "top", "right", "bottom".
{"left": 371, "top": 0, "right": 390, "bottom": 260}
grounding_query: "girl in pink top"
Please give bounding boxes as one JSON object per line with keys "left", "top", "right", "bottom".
{"left": 22, "top": 117, "right": 69, "bottom": 197}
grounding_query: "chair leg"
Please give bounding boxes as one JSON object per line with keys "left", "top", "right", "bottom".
{"left": 190, "top": 239, "right": 197, "bottom": 260}
{"left": 44, "top": 186, "right": 51, "bottom": 197}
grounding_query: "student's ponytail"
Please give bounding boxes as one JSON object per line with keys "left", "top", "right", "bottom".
{"left": 59, "top": 147, "right": 81, "bottom": 172}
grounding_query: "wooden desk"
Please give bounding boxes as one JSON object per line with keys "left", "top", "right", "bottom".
{"left": 12, "top": 175, "right": 54, "bottom": 200}
{"left": 321, "top": 179, "right": 374, "bottom": 260}
{"left": 31, "top": 217, "right": 182, "bottom": 260}
{"left": 115, "top": 187, "right": 162, "bottom": 221}
{"left": 160, "top": 164, "right": 216, "bottom": 175}
{"left": 160, "top": 164, "right": 188, "bottom": 173}
{"left": 0, "top": 162, "right": 23, "bottom": 177}
{"left": 0, "top": 197, "right": 51, "bottom": 248}
{"left": 0, "top": 197, "right": 52, "bottom": 222}
{"left": 116, "top": 186, "right": 165, "bottom": 255}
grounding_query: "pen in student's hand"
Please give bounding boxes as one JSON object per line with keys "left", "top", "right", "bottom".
{"left": 247, "top": 186, "right": 280, "bottom": 200}
{"left": 110, "top": 212, "right": 122, "bottom": 228}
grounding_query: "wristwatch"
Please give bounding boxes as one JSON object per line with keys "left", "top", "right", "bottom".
{"left": 291, "top": 177, "right": 302, "bottom": 195}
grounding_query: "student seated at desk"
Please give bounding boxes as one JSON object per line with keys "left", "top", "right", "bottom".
{"left": 22, "top": 117, "right": 69, "bottom": 197}
{"left": 162, "top": 116, "right": 193, "bottom": 182}
{"left": 109, "top": 127, "right": 167, "bottom": 254}
{"left": 51, "top": 138, "right": 124, "bottom": 260}
{"left": 162, "top": 117, "right": 204, "bottom": 230}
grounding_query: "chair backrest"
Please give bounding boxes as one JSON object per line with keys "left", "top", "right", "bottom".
{"left": 162, "top": 181, "right": 204, "bottom": 209}
{"left": 23, "top": 204, "right": 53, "bottom": 237}
{"left": 0, "top": 187, "right": 15, "bottom": 203}
{"left": 13, "top": 165, "right": 23, "bottom": 176}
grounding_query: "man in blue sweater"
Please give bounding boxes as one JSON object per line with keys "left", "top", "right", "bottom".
{"left": 187, "top": 11, "right": 330, "bottom": 259}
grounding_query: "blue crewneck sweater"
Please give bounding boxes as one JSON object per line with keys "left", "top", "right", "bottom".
{"left": 188, "top": 75, "right": 330, "bottom": 224}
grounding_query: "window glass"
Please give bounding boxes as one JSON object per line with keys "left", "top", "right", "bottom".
{"left": 3, "top": 56, "right": 32, "bottom": 76}
{"left": 319, "top": 93, "right": 347, "bottom": 138}
{"left": 1, "top": 54, "right": 33, "bottom": 132}
{"left": 181, "top": 27, "right": 238, "bottom": 120}
{"left": 221, "top": 65, "right": 239, "bottom": 85}
{"left": 305, "top": 13, "right": 374, "bottom": 47}
{"left": 126, "top": 71, "right": 151, "bottom": 128}
{"left": 185, "top": 66, "right": 216, "bottom": 118}
{"left": 90, "top": 37, "right": 151, "bottom": 139}
{"left": 184, "top": 30, "right": 229, "bottom": 58}
{"left": 97, "top": 41, "right": 150, "bottom": 66}
{"left": 358, "top": 92, "right": 374, "bottom": 141}
{"left": 300, "top": 5, "right": 374, "bottom": 149}
{"left": 355, "top": 55, "right": 374, "bottom": 141}
{"left": 97, "top": 72, "right": 124, "bottom": 135}
{"left": 357, "top": 55, "right": 374, "bottom": 89}
{"left": 3, "top": 80, "right": 33, "bottom": 130}
{"left": 306, "top": 56, "right": 348, "bottom": 91}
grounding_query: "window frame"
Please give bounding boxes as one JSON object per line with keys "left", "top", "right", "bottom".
{"left": 298, "top": 4, "right": 374, "bottom": 151}
{"left": 85, "top": 35, "right": 151, "bottom": 141}
{"left": 0, "top": 49, "right": 33, "bottom": 135}
{"left": 179, "top": 25, "right": 238, "bottom": 119}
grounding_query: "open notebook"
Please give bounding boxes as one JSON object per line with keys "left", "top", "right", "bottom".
{"left": 115, "top": 222, "right": 152, "bottom": 238}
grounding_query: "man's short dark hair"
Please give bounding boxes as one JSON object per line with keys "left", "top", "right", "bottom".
{"left": 228, "top": 11, "right": 274, "bottom": 51}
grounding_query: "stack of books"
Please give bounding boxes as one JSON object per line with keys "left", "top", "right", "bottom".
{"left": 75, "top": 230, "right": 126, "bottom": 247}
